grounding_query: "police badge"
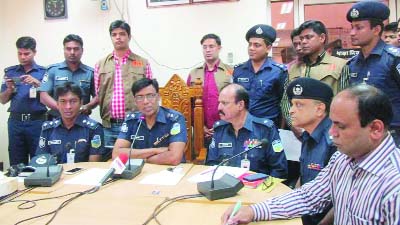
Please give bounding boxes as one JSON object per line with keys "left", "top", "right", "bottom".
{"left": 39, "top": 137, "right": 46, "bottom": 148}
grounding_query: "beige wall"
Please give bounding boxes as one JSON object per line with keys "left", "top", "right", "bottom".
{"left": 0, "top": 0, "right": 268, "bottom": 168}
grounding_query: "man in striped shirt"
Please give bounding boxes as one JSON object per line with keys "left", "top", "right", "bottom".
{"left": 222, "top": 84, "right": 400, "bottom": 225}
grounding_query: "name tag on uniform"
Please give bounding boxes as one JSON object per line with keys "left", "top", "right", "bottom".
{"left": 131, "top": 135, "right": 144, "bottom": 141}
{"left": 48, "top": 140, "right": 61, "bottom": 145}
{"left": 218, "top": 143, "right": 232, "bottom": 148}
{"left": 55, "top": 76, "right": 68, "bottom": 81}
{"left": 237, "top": 78, "right": 249, "bottom": 83}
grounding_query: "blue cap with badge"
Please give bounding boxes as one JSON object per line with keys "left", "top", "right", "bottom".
{"left": 346, "top": 0, "right": 390, "bottom": 22}
{"left": 245, "top": 24, "right": 276, "bottom": 45}
{"left": 286, "top": 77, "right": 333, "bottom": 104}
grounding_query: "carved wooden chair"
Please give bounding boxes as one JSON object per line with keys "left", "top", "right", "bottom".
{"left": 159, "top": 74, "right": 207, "bottom": 163}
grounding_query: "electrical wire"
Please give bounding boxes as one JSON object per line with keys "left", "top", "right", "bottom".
{"left": 142, "top": 193, "right": 203, "bottom": 225}
{"left": 11, "top": 178, "right": 118, "bottom": 225}
{"left": 111, "top": 0, "right": 202, "bottom": 71}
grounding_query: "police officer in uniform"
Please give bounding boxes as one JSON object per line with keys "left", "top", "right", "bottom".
{"left": 0, "top": 37, "right": 47, "bottom": 166}
{"left": 346, "top": 1, "right": 400, "bottom": 146}
{"left": 36, "top": 82, "right": 104, "bottom": 163}
{"left": 39, "top": 34, "right": 97, "bottom": 119}
{"left": 287, "top": 78, "right": 336, "bottom": 225}
{"left": 206, "top": 84, "right": 287, "bottom": 179}
{"left": 113, "top": 78, "right": 187, "bottom": 166}
{"left": 233, "top": 24, "right": 288, "bottom": 127}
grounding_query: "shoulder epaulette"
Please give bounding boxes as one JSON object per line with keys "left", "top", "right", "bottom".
{"left": 385, "top": 46, "right": 400, "bottom": 58}
{"left": 125, "top": 111, "right": 141, "bottom": 121}
{"left": 46, "top": 63, "right": 60, "bottom": 70}
{"left": 324, "top": 132, "right": 333, "bottom": 145}
{"left": 272, "top": 62, "right": 288, "bottom": 71}
{"left": 346, "top": 55, "right": 358, "bottom": 65}
{"left": 41, "top": 119, "right": 62, "bottom": 130}
{"left": 253, "top": 118, "right": 274, "bottom": 128}
{"left": 234, "top": 62, "right": 245, "bottom": 68}
{"left": 81, "top": 118, "right": 100, "bottom": 130}
{"left": 4, "top": 65, "right": 19, "bottom": 73}
{"left": 81, "top": 64, "right": 94, "bottom": 72}
{"left": 213, "top": 120, "right": 229, "bottom": 129}
{"left": 165, "top": 109, "right": 181, "bottom": 122}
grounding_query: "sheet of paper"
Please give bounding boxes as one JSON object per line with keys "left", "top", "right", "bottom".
{"left": 278, "top": 129, "right": 302, "bottom": 161}
{"left": 188, "top": 166, "right": 248, "bottom": 183}
{"left": 139, "top": 170, "right": 184, "bottom": 186}
{"left": 64, "top": 168, "right": 109, "bottom": 185}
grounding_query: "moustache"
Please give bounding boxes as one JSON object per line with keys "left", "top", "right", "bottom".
{"left": 218, "top": 110, "right": 225, "bottom": 116}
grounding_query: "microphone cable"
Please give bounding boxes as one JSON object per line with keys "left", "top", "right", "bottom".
{"left": 0, "top": 187, "right": 35, "bottom": 205}
{"left": 10, "top": 178, "right": 118, "bottom": 225}
{"left": 142, "top": 193, "right": 203, "bottom": 225}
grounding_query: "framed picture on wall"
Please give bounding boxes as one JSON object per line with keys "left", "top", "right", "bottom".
{"left": 147, "top": 0, "right": 190, "bottom": 7}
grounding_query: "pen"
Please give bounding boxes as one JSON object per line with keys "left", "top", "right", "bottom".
{"left": 226, "top": 200, "right": 242, "bottom": 225}
{"left": 199, "top": 167, "right": 215, "bottom": 175}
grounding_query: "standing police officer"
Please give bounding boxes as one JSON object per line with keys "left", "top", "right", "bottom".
{"left": 36, "top": 82, "right": 104, "bottom": 164}
{"left": 0, "top": 36, "right": 47, "bottom": 166}
{"left": 346, "top": 1, "right": 400, "bottom": 146}
{"left": 113, "top": 78, "right": 187, "bottom": 166}
{"left": 206, "top": 84, "right": 288, "bottom": 179}
{"left": 39, "top": 34, "right": 97, "bottom": 119}
{"left": 287, "top": 78, "right": 336, "bottom": 225}
{"left": 233, "top": 24, "right": 288, "bottom": 127}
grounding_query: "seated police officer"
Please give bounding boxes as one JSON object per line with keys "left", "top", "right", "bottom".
{"left": 287, "top": 78, "right": 336, "bottom": 225}
{"left": 206, "top": 84, "right": 288, "bottom": 179}
{"left": 36, "top": 82, "right": 105, "bottom": 163}
{"left": 112, "top": 78, "right": 187, "bottom": 166}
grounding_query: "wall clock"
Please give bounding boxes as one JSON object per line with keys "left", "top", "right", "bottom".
{"left": 44, "top": 0, "right": 67, "bottom": 20}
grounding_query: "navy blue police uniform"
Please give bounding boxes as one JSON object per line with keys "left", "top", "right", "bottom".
{"left": 206, "top": 114, "right": 288, "bottom": 179}
{"left": 36, "top": 114, "right": 105, "bottom": 164}
{"left": 286, "top": 77, "right": 336, "bottom": 225}
{"left": 39, "top": 62, "right": 95, "bottom": 116}
{"left": 233, "top": 24, "right": 288, "bottom": 125}
{"left": 1, "top": 63, "right": 47, "bottom": 165}
{"left": 346, "top": 1, "right": 400, "bottom": 146}
{"left": 118, "top": 107, "right": 188, "bottom": 161}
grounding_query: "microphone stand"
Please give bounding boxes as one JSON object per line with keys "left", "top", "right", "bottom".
{"left": 198, "top": 140, "right": 268, "bottom": 200}
{"left": 113, "top": 117, "right": 145, "bottom": 180}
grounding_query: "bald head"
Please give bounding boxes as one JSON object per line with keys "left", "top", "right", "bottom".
{"left": 334, "top": 84, "right": 392, "bottom": 128}
{"left": 220, "top": 84, "right": 249, "bottom": 110}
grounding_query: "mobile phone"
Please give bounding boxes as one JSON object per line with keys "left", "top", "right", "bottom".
{"left": 243, "top": 173, "right": 268, "bottom": 182}
{"left": 64, "top": 167, "right": 84, "bottom": 175}
{"left": 11, "top": 77, "right": 22, "bottom": 84}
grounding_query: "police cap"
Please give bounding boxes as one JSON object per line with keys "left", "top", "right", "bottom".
{"left": 245, "top": 24, "right": 276, "bottom": 44}
{"left": 346, "top": 1, "right": 389, "bottom": 22}
{"left": 286, "top": 77, "right": 333, "bottom": 104}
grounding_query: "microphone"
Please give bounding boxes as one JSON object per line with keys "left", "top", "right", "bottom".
{"left": 128, "top": 116, "right": 144, "bottom": 170}
{"left": 197, "top": 139, "right": 269, "bottom": 200}
{"left": 97, "top": 153, "right": 129, "bottom": 187}
{"left": 114, "top": 116, "right": 146, "bottom": 180}
{"left": 24, "top": 154, "right": 63, "bottom": 187}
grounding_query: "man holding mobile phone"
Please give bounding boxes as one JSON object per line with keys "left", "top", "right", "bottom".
{"left": 0, "top": 36, "right": 47, "bottom": 166}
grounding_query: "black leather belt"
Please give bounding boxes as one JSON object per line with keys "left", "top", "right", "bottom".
{"left": 110, "top": 118, "right": 125, "bottom": 124}
{"left": 10, "top": 113, "right": 46, "bottom": 122}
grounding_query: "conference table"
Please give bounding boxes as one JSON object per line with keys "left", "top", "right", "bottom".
{"left": 0, "top": 163, "right": 302, "bottom": 225}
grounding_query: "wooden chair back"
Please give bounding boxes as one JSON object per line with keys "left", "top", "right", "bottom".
{"left": 159, "top": 74, "right": 206, "bottom": 162}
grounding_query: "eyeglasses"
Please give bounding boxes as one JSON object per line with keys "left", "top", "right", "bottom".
{"left": 261, "top": 176, "right": 274, "bottom": 191}
{"left": 134, "top": 93, "right": 158, "bottom": 102}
